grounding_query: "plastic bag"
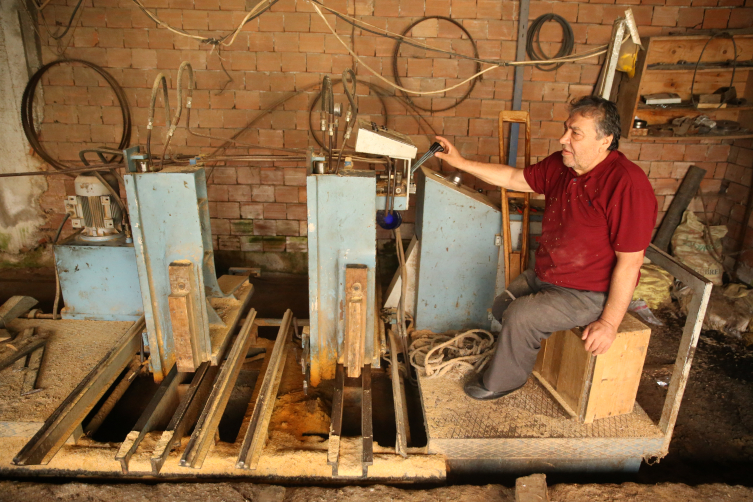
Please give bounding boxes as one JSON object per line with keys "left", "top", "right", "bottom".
{"left": 671, "top": 210, "right": 727, "bottom": 285}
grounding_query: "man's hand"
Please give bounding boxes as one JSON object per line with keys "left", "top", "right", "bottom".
{"left": 434, "top": 136, "right": 466, "bottom": 170}
{"left": 581, "top": 318, "right": 617, "bottom": 355}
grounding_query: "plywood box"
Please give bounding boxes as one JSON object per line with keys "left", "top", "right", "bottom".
{"left": 533, "top": 314, "right": 651, "bottom": 424}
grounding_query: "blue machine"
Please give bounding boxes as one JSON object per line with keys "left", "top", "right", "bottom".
{"left": 414, "top": 166, "right": 502, "bottom": 333}
{"left": 54, "top": 238, "right": 143, "bottom": 321}
{"left": 124, "top": 163, "right": 232, "bottom": 381}
{"left": 306, "top": 170, "right": 379, "bottom": 386}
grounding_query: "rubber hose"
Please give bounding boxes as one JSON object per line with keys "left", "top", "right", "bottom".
{"left": 526, "top": 14, "right": 574, "bottom": 72}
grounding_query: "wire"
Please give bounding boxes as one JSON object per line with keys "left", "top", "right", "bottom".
{"left": 392, "top": 16, "right": 481, "bottom": 113}
{"left": 409, "top": 329, "right": 497, "bottom": 379}
{"left": 690, "top": 33, "right": 737, "bottom": 110}
{"left": 40, "top": 0, "right": 84, "bottom": 40}
{"left": 21, "top": 60, "right": 131, "bottom": 174}
{"left": 526, "top": 14, "right": 574, "bottom": 72}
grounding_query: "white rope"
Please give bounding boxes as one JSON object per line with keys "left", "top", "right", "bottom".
{"left": 409, "top": 329, "right": 496, "bottom": 379}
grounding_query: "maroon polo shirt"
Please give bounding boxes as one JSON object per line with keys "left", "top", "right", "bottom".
{"left": 523, "top": 150, "right": 657, "bottom": 292}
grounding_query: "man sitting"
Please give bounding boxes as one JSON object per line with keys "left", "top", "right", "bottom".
{"left": 434, "top": 96, "right": 658, "bottom": 400}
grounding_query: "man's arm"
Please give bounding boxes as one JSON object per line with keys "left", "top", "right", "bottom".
{"left": 434, "top": 136, "right": 533, "bottom": 192}
{"left": 581, "top": 250, "right": 644, "bottom": 355}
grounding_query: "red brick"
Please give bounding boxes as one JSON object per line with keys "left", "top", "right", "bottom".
{"left": 249, "top": 33, "right": 274, "bottom": 52}
{"left": 264, "top": 203, "right": 287, "bottom": 220}
{"left": 703, "top": 9, "right": 731, "bottom": 28}
{"left": 652, "top": 6, "right": 680, "bottom": 26}
{"left": 649, "top": 162, "right": 674, "bottom": 179}
{"left": 227, "top": 185, "right": 252, "bottom": 202}
{"left": 542, "top": 83, "right": 569, "bottom": 102}
{"left": 707, "top": 145, "right": 731, "bottom": 162}
{"left": 235, "top": 90, "right": 260, "bottom": 110}
{"left": 240, "top": 203, "right": 264, "bottom": 219}
{"left": 215, "top": 202, "right": 240, "bottom": 219}
{"left": 106, "top": 8, "right": 132, "bottom": 28}
{"left": 251, "top": 185, "right": 275, "bottom": 202}
{"left": 231, "top": 52, "right": 256, "bottom": 71}
{"left": 257, "top": 52, "right": 282, "bottom": 72}
{"left": 208, "top": 184, "right": 228, "bottom": 201}
{"left": 728, "top": 8, "right": 753, "bottom": 28}
{"left": 652, "top": 178, "right": 681, "bottom": 195}
{"left": 275, "top": 186, "right": 299, "bottom": 203}
{"left": 211, "top": 218, "right": 230, "bottom": 236}
{"left": 211, "top": 167, "right": 237, "bottom": 184}
{"left": 640, "top": 144, "right": 665, "bottom": 161}
{"left": 684, "top": 145, "right": 709, "bottom": 161}
{"left": 237, "top": 167, "right": 261, "bottom": 185}
{"left": 284, "top": 167, "right": 307, "bottom": 186}
{"left": 261, "top": 167, "right": 285, "bottom": 185}
{"left": 130, "top": 49, "right": 157, "bottom": 69}
{"left": 287, "top": 203, "right": 307, "bottom": 221}
{"left": 678, "top": 7, "right": 705, "bottom": 27}
{"left": 578, "top": 4, "right": 603, "bottom": 23}
{"left": 307, "top": 53, "right": 332, "bottom": 73}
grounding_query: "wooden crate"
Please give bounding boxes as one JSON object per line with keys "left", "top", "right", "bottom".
{"left": 533, "top": 314, "right": 651, "bottom": 424}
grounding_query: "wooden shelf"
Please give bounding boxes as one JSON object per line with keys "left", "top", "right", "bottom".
{"left": 617, "top": 34, "right": 753, "bottom": 141}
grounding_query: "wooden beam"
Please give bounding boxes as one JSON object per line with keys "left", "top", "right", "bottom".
{"left": 181, "top": 308, "right": 258, "bottom": 469}
{"left": 116, "top": 364, "right": 185, "bottom": 473}
{"left": 0, "top": 296, "right": 38, "bottom": 329}
{"left": 13, "top": 315, "right": 145, "bottom": 465}
{"left": 21, "top": 346, "right": 46, "bottom": 396}
{"left": 236, "top": 309, "right": 292, "bottom": 470}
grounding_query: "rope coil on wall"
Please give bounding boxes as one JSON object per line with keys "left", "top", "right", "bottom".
{"left": 21, "top": 60, "right": 131, "bottom": 174}
{"left": 526, "top": 14, "right": 575, "bottom": 72}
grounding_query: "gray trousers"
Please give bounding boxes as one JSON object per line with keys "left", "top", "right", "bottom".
{"left": 484, "top": 269, "right": 608, "bottom": 393}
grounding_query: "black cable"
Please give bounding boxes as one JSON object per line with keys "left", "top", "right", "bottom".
{"left": 392, "top": 16, "right": 481, "bottom": 113}
{"left": 39, "top": 0, "right": 85, "bottom": 40}
{"left": 21, "top": 59, "right": 131, "bottom": 174}
{"left": 690, "top": 32, "right": 737, "bottom": 110}
{"left": 526, "top": 14, "right": 574, "bottom": 72}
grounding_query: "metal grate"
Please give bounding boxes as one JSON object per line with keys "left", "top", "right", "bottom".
{"left": 419, "top": 374, "right": 663, "bottom": 441}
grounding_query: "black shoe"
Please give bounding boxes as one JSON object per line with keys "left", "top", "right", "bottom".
{"left": 463, "top": 374, "right": 524, "bottom": 401}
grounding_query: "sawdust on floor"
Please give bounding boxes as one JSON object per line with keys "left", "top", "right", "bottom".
{"left": 0, "top": 319, "right": 134, "bottom": 423}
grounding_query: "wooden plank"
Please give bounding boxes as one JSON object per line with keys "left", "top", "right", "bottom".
{"left": 584, "top": 319, "right": 651, "bottom": 423}
{"left": 150, "top": 362, "right": 218, "bottom": 474}
{"left": 0, "top": 296, "right": 38, "bottom": 329}
{"left": 21, "top": 346, "right": 45, "bottom": 396}
{"left": 638, "top": 70, "right": 748, "bottom": 100}
{"left": 168, "top": 262, "right": 200, "bottom": 372}
{"left": 236, "top": 309, "right": 292, "bottom": 470}
{"left": 540, "top": 330, "right": 566, "bottom": 385}
{"left": 532, "top": 371, "right": 577, "bottom": 418}
{"left": 645, "top": 35, "right": 753, "bottom": 66}
{"left": 217, "top": 274, "right": 249, "bottom": 296}
{"left": 0, "top": 328, "right": 48, "bottom": 372}
{"left": 116, "top": 364, "right": 185, "bottom": 473}
{"left": 553, "top": 330, "right": 592, "bottom": 416}
{"left": 13, "top": 315, "right": 144, "bottom": 465}
{"left": 343, "top": 265, "right": 368, "bottom": 378}
{"left": 181, "top": 307, "right": 258, "bottom": 469}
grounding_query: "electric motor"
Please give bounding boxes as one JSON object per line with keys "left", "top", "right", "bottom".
{"left": 64, "top": 174, "right": 123, "bottom": 241}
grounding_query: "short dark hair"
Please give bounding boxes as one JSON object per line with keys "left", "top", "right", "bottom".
{"left": 568, "top": 96, "right": 621, "bottom": 151}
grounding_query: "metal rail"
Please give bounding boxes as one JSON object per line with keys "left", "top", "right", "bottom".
{"left": 181, "top": 308, "right": 258, "bottom": 469}
{"left": 236, "top": 309, "right": 293, "bottom": 469}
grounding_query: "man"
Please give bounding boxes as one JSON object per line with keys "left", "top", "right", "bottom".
{"left": 434, "top": 96, "right": 657, "bottom": 400}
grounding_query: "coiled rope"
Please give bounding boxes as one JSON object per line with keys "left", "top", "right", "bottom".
{"left": 409, "top": 329, "right": 496, "bottom": 379}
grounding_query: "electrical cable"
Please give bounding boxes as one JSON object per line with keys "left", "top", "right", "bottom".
{"left": 392, "top": 16, "right": 480, "bottom": 113}
{"left": 526, "top": 14, "right": 574, "bottom": 71}
{"left": 146, "top": 73, "right": 171, "bottom": 170}
{"left": 690, "top": 32, "right": 737, "bottom": 110}
{"left": 39, "top": 0, "right": 84, "bottom": 40}
{"left": 21, "top": 60, "right": 131, "bottom": 174}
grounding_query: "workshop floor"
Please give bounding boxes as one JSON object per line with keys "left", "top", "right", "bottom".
{"left": 1, "top": 267, "right": 752, "bottom": 497}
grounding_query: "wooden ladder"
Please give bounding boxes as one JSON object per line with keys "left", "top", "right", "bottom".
{"left": 498, "top": 111, "right": 532, "bottom": 287}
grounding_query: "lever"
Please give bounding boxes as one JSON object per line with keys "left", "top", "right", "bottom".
{"left": 410, "top": 142, "right": 445, "bottom": 175}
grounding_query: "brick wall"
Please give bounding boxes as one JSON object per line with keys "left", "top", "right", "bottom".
{"left": 716, "top": 139, "right": 753, "bottom": 281}
{"left": 31, "top": 0, "right": 752, "bottom": 271}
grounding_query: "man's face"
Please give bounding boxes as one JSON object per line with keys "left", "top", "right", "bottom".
{"left": 559, "top": 112, "right": 612, "bottom": 173}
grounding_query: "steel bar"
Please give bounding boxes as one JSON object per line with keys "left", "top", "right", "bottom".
{"left": 116, "top": 364, "right": 185, "bottom": 473}
{"left": 236, "top": 309, "right": 293, "bottom": 469}
{"left": 327, "top": 363, "right": 346, "bottom": 474}
{"left": 645, "top": 244, "right": 714, "bottom": 455}
{"left": 507, "top": 0, "right": 530, "bottom": 165}
{"left": 0, "top": 296, "right": 38, "bottom": 328}
{"left": 150, "top": 361, "right": 219, "bottom": 474}
{"left": 84, "top": 357, "right": 143, "bottom": 437}
{"left": 361, "top": 364, "right": 373, "bottom": 468}
{"left": 388, "top": 330, "right": 408, "bottom": 457}
{"left": 13, "top": 315, "right": 145, "bottom": 465}
{"left": 181, "top": 308, "right": 258, "bottom": 469}
{"left": 21, "top": 345, "right": 46, "bottom": 396}
{"left": 0, "top": 328, "right": 48, "bottom": 372}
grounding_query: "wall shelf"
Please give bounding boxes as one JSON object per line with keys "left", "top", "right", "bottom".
{"left": 617, "top": 34, "right": 753, "bottom": 141}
